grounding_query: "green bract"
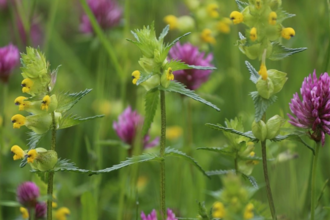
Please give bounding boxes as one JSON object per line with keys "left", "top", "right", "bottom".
{"left": 265, "top": 115, "right": 284, "bottom": 139}
{"left": 21, "top": 47, "right": 48, "bottom": 79}
{"left": 252, "top": 120, "right": 267, "bottom": 141}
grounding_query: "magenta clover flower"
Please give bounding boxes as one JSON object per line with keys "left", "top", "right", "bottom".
{"left": 0, "top": 44, "right": 19, "bottom": 83}
{"left": 141, "top": 209, "right": 178, "bottom": 220}
{"left": 168, "top": 42, "right": 214, "bottom": 90}
{"left": 16, "top": 182, "right": 40, "bottom": 207}
{"left": 35, "top": 202, "right": 47, "bottom": 219}
{"left": 113, "top": 106, "right": 159, "bottom": 149}
{"left": 80, "top": 0, "right": 122, "bottom": 34}
{"left": 288, "top": 70, "right": 330, "bottom": 145}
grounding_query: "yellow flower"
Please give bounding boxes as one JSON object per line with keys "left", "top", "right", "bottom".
{"left": 132, "top": 70, "right": 141, "bottom": 84}
{"left": 201, "top": 29, "right": 216, "bottom": 44}
{"left": 164, "top": 15, "right": 178, "bottom": 30}
{"left": 207, "top": 3, "right": 219, "bottom": 18}
{"left": 27, "top": 149, "right": 37, "bottom": 163}
{"left": 281, "top": 27, "right": 295, "bottom": 40}
{"left": 11, "top": 114, "right": 26, "bottom": 129}
{"left": 166, "top": 67, "right": 174, "bottom": 81}
{"left": 20, "top": 207, "right": 29, "bottom": 219}
{"left": 217, "top": 18, "right": 231, "bottom": 34}
{"left": 21, "top": 78, "right": 34, "bottom": 93}
{"left": 41, "top": 95, "right": 51, "bottom": 111}
{"left": 212, "top": 202, "right": 225, "bottom": 218}
{"left": 11, "top": 145, "right": 25, "bottom": 160}
{"left": 258, "top": 64, "right": 267, "bottom": 80}
{"left": 55, "top": 207, "right": 70, "bottom": 220}
{"left": 136, "top": 175, "right": 148, "bottom": 193}
{"left": 230, "top": 11, "right": 243, "bottom": 24}
{"left": 244, "top": 203, "right": 254, "bottom": 219}
{"left": 15, "top": 96, "right": 30, "bottom": 111}
{"left": 166, "top": 126, "right": 183, "bottom": 140}
{"left": 249, "top": 151, "right": 259, "bottom": 165}
{"left": 268, "top": 12, "right": 277, "bottom": 25}
{"left": 250, "top": 27, "right": 257, "bottom": 41}
{"left": 255, "top": 0, "right": 262, "bottom": 9}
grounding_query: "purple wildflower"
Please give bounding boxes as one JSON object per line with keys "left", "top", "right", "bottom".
{"left": 0, "top": 0, "right": 7, "bottom": 9}
{"left": 16, "top": 16, "right": 43, "bottom": 47}
{"left": 168, "top": 42, "right": 213, "bottom": 90}
{"left": 0, "top": 44, "right": 19, "bottom": 83}
{"left": 141, "top": 209, "right": 178, "bottom": 220}
{"left": 80, "top": 0, "right": 122, "bottom": 34}
{"left": 113, "top": 106, "right": 159, "bottom": 149}
{"left": 288, "top": 70, "right": 330, "bottom": 145}
{"left": 35, "top": 202, "right": 47, "bottom": 219}
{"left": 16, "top": 182, "right": 40, "bottom": 207}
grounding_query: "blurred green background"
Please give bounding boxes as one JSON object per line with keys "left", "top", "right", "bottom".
{"left": 0, "top": 0, "right": 329, "bottom": 219}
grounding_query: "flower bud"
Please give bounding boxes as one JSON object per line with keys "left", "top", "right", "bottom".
{"left": 142, "top": 74, "right": 160, "bottom": 91}
{"left": 20, "top": 47, "right": 48, "bottom": 79}
{"left": 252, "top": 120, "right": 267, "bottom": 141}
{"left": 250, "top": 27, "right": 257, "bottom": 41}
{"left": 177, "top": 16, "right": 195, "bottom": 33}
{"left": 27, "top": 148, "right": 58, "bottom": 171}
{"left": 256, "top": 76, "right": 274, "bottom": 99}
{"left": 267, "top": 69, "right": 287, "bottom": 94}
{"left": 161, "top": 67, "right": 174, "bottom": 88}
{"left": 163, "top": 15, "right": 178, "bottom": 30}
{"left": 266, "top": 115, "right": 284, "bottom": 139}
{"left": 184, "top": 0, "right": 200, "bottom": 10}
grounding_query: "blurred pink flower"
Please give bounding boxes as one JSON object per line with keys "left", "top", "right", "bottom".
{"left": 113, "top": 106, "right": 159, "bottom": 149}
{"left": 80, "top": 0, "right": 122, "bottom": 33}
{"left": 141, "top": 209, "right": 178, "bottom": 220}
{"left": 16, "top": 16, "right": 43, "bottom": 47}
{"left": 16, "top": 182, "right": 40, "bottom": 207}
{"left": 288, "top": 70, "right": 330, "bottom": 145}
{"left": 0, "top": 0, "right": 7, "bottom": 9}
{"left": 35, "top": 202, "right": 47, "bottom": 219}
{"left": 168, "top": 42, "right": 214, "bottom": 90}
{"left": 0, "top": 43, "right": 19, "bottom": 83}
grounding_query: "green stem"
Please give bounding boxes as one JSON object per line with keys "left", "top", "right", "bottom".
{"left": 160, "top": 90, "right": 166, "bottom": 220}
{"left": 234, "top": 153, "right": 238, "bottom": 173}
{"left": 117, "top": 149, "right": 127, "bottom": 220}
{"left": 43, "top": 0, "right": 59, "bottom": 55}
{"left": 261, "top": 140, "right": 277, "bottom": 220}
{"left": 311, "top": 142, "right": 320, "bottom": 220}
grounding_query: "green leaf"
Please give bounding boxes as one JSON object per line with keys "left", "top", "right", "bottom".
{"left": 0, "top": 201, "right": 21, "bottom": 207}
{"left": 142, "top": 88, "right": 159, "bottom": 135}
{"left": 31, "top": 159, "right": 91, "bottom": 174}
{"left": 159, "top": 32, "right": 190, "bottom": 63}
{"left": 235, "top": 0, "right": 248, "bottom": 11}
{"left": 96, "top": 140, "right": 130, "bottom": 150}
{"left": 250, "top": 92, "right": 277, "bottom": 122}
{"left": 206, "top": 123, "right": 258, "bottom": 142}
{"left": 35, "top": 171, "right": 49, "bottom": 184}
{"left": 162, "top": 81, "right": 220, "bottom": 111}
{"left": 250, "top": 199, "right": 272, "bottom": 219}
{"left": 165, "top": 60, "right": 216, "bottom": 72}
{"left": 277, "top": 10, "right": 295, "bottom": 23}
{"left": 197, "top": 147, "right": 235, "bottom": 158}
{"left": 58, "top": 114, "right": 104, "bottom": 130}
{"left": 164, "top": 147, "right": 210, "bottom": 178}
{"left": 271, "top": 133, "right": 315, "bottom": 155}
{"left": 206, "top": 169, "right": 235, "bottom": 176}
{"left": 136, "top": 73, "right": 152, "bottom": 86}
{"left": 158, "top": 25, "right": 170, "bottom": 41}
{"left": 242, "top": 174, "right": 259, "bottom": 188}
{"left": 130, "top": 30, "right": 140, "bottom": 42}
{"left": 56, "top": 89, "right": 92, "bottom": 113}
{"left": 91, "top": 153, "right": 161, "bottom": 174}
{"left": 269, "top": 42, "right": 307, "bottom": 61}
{"left": 81, "top": 192, "right": 98, "bottom": 220}
{"left": 27, "top": 132, "right": 45, "bottom": 149}
{"left": 50, "top": 65, "right": 61, "bottom": 89}
{"left": 198, "top": 201, "right": 209, "bottom": 220}
{"left": 245, "top": 61, "right": 259, "bottom": 84}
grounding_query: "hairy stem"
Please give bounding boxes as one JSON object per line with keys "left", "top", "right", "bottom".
{"left": 261, "top": 140, "right": 277, "bottom": 220}
{"left": 311, "top": 142, "right": 320, "bottom": 220}
{"left": 160, "top": 90, "right": 166, "bottom": 220}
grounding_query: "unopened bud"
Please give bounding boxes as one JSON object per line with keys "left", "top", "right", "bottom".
{"left": 266, "top": 115, "right": 284, "bottom": 139}
{"left": 267, "top": 69, "right": 287, "bottom": 94}
{"left": 252, "top": 120, "right": 267, "bottom": 141}
{"left": 256, "top": 76, "right": 274, "bottom": 99}
{"left": 141, "top": 74, "right": 160, "bottom": 91}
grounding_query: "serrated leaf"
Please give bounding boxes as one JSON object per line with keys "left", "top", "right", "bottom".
{"left": 142, "top": 88, "right": 159, "bottom": 135}
{"left": 206, "top": 169, "right": 235, "bottom": 176}
{"left": 50, "top": 65, "right": 60, "bottom": 90}
{"left": 58, "top": 114, "right": 104, "bottom": 130}
{"left": 159, "top": 25, "right": 170, "bottom": 41}
{"left": 271, "top": 133, "right": 315, "bottom": 154}
{"left": 206, "top": 123, "right": 258, "bottom": 142}
{"left": 245, "top": 61, "right": 259, "bottom": 84}
{"left": 162, "top": 81, "right": 220, "bottom": 111}
{"left": 130, "top": 30, "right": 140, "bottom": 42}
{"left": 239, "top": 32, "right": 246, "bottom": 40}
{"left": 277, "top": 10, "right": 295, "bottom": 23}
{"left": 31, "top": 159, "right": 91, "bottom": 174}
{"left": 197, "top": 147, "right": 235, "bottom": 158}
{"left": 92, "top": 153, "right": 161, "bottom": 174}
{"left": 250, "top": 92, "right": 277, "bottom": 122}
{"left": 242, "top": 174, "right": 259, "bottom": 188}
{"left": 159, "top": 32, "right": 190, "bottom": 63}
{"left": 165, "top": 60, "right": 216, "bottom": 72}
{"left": 136, "top": 73, "right": 152, "bottom": 86}
{"left": 235, "top": 0, "right": 248, "bottom": 11}
{"left": 164, "top": 147, "right": 209, "bottom": 178}
{"left": 56, "top": 89, "right": 92, "bottom": 113}
{"left": 269, "top": 42, "right": 307, "bottom": 61}
{"left": 27, "top": 132, "right": 45, "bottom": 149}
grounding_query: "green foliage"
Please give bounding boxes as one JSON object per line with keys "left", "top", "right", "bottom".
{"left": 56, "top": 89, "right": 92, "bottom": 113}
{"left": 268, "top": 42, "right": 307, "bottom": 61}
{"left": 272, "top": 133, "right": 315, "bottom": 154}
{"left": 142, "top": 88, "right": 159, "bottom": 135}
{"left": 242, "top": 174, "right": 259, "bottom": 188}
{"left": 81, "top": 192, "right": 98, "bottom": 220}
{"left": 206, "top": 169, "right": 235, "bottom": 176}
{"left": 250, "top": 92, "right": 277, "bottom": 122}
{"left": 197, "top": 146, "right": 235, "bottom": 157}
{"left": 165, "top": 60, "right": 216, "bottom": 72}
{"left": 158, "top": 32, "right": 190, "bottom": 63}
{"left": 277, "top": 10, "right": 296, "bottom": 23}
{"left": 245, "top": 61, "right": 259, "bottom": 84}
{"left": 27, "top": 132, "right": 45, "bottom": 149}
{"left": 58, "top": 114, "right": 104, "bottom": 130}
{"left": 161, "top": 81, "right": 220, "bottom": 111}
{"left": 158, "top": 25, "right": 170, "bottom": 43}
{"left": 136, "top": 72, "right": 152, "bottom": 85}
{"left": 198, "top": 201, "right": 210, "bottom": 220}
{"left": 235, "top": 0, "right": 248, "bottom": 11}
{"left": 250, "top": 199, "right": 272, "bottom": 219}
{"left": 164, "top": 147, "right": 209, "bottom": 178}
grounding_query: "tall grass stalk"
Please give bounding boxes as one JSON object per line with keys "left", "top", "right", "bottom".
{"left": 310, "top": 143, "right": 320, "bottom": 220}
{"left": 160, "top": 90, "right": 166, "bottom": 219}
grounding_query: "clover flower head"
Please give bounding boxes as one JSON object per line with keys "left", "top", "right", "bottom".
{"left": 168, "top": 42, "right": 213, "bottom": 90}
{"left": 17, "top": 182, "right": 40, "bottom": 207}
{"left": 288, "top": 71, "right": 330, "bottom": 145}
{"left": 141, "top": 209, "right": 178, "bottom": 220}
{"left": 0, "top": 44, "right": 19, "bottom": 83}
{"left": 35, "top": 202, "right": 47, "bottom": 219}
{"left": 80, "top": 0, "right": 122, "bottom": 34}
{"left": 113, "top": 107, "right": 159, "bottom": 148}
